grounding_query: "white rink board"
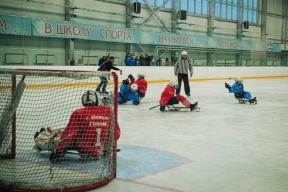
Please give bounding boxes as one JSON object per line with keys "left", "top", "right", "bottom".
{"left": 0, "top": 66, "right": 287, "bottom": 81}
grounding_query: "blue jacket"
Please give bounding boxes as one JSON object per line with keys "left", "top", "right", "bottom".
{"left": 229, "top": 82, "right": 244, "bottom": 94}
{"left": 228, "top": 82, "right": 252, "bottom": 100}
{"left": 125, "top": 56, "right": 133, "bottom": 66}
{"left": 118, "top": 84, "right": 139, "bottom": 103}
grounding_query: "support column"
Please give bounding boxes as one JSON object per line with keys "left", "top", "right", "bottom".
{"left": 260, "top": 0, "right": 267, "bottom": 66}
{"left": 171, "top": 0, "right": 179, "bottom": 60}
{"left": 207, "top": 0, "right": 215, "bottom": 66}
{"left": 281, "top": 0, "right": 287, "bottom": 66}
{"left": 236, "top": 0, "right": 243, "bottom": 66}
{"left": 126, "top": 0, "right": 133, "bottom": 57}
{"left": 207, "top": 0, "right": 215, "bottom": 37}
{"left": 65, "top": 0, "right": 74, "bottom": 65}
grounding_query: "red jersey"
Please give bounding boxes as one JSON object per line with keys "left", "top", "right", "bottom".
{"left": 130, "top": 79, "right": 147, "bottom": 94}
{"left": 159, "top": 84, "right": 191, "bottom": 107}
{"left": 159, "top": 84, "right": 175, "bottom": 105}
{"left": 57, "top": 105, "right": 119, "bottom": 157}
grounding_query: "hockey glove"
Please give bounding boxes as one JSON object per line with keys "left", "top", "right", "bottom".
{"left": 133, "top": 100, "right": 140, "bottom": 105}
{"left": 128, "top": 74, "right": 135, "bottom": 81}
{"left": 224, "top": 83, "right": 231, "bottom": 89}
{"left": 122, "top": 78, "right": 129, "bottom": 85}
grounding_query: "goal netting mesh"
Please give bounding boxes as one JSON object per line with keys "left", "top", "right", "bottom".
{"left": 0, "top": 68, "right": 118, "bottom": 191}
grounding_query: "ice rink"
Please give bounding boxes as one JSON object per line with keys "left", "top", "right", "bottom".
{"left": 93, "top": 78, "right": 288, "bottom": 192}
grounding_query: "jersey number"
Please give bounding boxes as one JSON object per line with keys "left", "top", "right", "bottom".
{"left": 95, "top": 128, "right": 101, "bottom": 146}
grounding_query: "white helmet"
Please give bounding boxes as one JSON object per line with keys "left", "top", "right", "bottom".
{"left": 130, "top": 83, "right": 138, "bottom": 92}
{"left": 137, "top": 72, "right": 146, "bottom": 79}
{"left": 181, "top": 51, "right": 188, "bottom": 56}
{"left": 81, "top": 90, "right": 99, "bottom": 106}
{"left": 235, "top": 77, "right": 243, "bottom": 83}
{"left": 169, "top": 80, "right": 178, "bottom": 89}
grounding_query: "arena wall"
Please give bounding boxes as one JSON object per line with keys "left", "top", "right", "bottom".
{"left": 0, "top": 66, "right": 287, "bottom": 83}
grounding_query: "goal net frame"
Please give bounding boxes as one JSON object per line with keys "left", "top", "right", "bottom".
{"left": 0, "top": 68, "right": 119, "bottom": 192}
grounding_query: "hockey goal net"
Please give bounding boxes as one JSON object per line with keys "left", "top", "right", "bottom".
{"left": 0, "top": 68, "right": 118, "bottom": 191}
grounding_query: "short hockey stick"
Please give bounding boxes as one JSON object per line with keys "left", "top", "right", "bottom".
{"left": 149, "top": 105, "right": 160, "bottom": 110}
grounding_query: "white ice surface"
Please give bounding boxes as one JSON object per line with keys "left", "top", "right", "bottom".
{"left": 92, "top": 78, "right": 288, "bottom": 192}
{"left": 2, "top": 78, "right": 287, "bottom": 192}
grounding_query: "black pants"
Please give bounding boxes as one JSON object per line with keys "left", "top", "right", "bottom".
{"left": 167, "top": 97, "right": 179, "bottom": 105}
{"left": 96, "top": 76, "right": 108, "bottom": 92}
{"left": 176, "top": 73, "right": 190, "bottom": 95}
{"left": 138, "top": 92, "right": 145, "bottom": 98}
{"left": 234, "top": 92, "right": 245, "bottom": 99}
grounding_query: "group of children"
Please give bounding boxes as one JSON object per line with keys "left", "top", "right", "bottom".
{"left": 116, "top": 73, "right": 257, "bottom": 111}
{"left": 116, "top": 73, "right": 198, "bottom": 111}
{"left": 117, "top": 73, "right": 147, "bottom": 105}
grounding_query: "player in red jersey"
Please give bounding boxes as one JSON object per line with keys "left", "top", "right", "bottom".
{"left": 39, "top": 90, "right": 121, "bottom": 162}
{"left": 128, "top": 73, "right": 148, "bottom": 99}
{"left": 159, "top": 80, "right": 198, "bottom": 112}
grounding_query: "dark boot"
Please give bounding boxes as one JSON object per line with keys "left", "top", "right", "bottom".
{"left": 190, "top": 102, "right": 198, "bottom": 111}
{"left": 160, "top": 105, "right": 166, "bottom": 112}
{"left": 249, "top": 97, "right": 257, "bottom": 103}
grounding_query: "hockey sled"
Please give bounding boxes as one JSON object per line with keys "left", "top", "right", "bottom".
{"left": 236, "top": 98, "right": 248, "bottom": 104}
{"left": 167, "top": 105, "right": 200, "bottom": 112}
{"left": 235, "top": 97, "right": 257, "bottom": 105}
{"left": 234, "top": 93, "right": 257, "bottom": 105}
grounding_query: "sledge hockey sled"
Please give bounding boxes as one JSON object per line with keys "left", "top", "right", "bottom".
{"left": 235, "top": 95, "right": 257, "bottom": 105}
{"left": 166, "top": 105, "right": 201, "bottom": 112}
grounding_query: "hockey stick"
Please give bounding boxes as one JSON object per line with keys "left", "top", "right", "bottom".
{"left": 149, "top": 105, "right": 160, "bottom": 110}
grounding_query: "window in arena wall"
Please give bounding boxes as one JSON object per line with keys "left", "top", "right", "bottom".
{"left": 215, "top": 0, "right": 239, "bottom": 21}
{"left": 243, "top": 0, "right": 259, "bottom": 24}
{"left": 181, "top": 0, "right": 209, "bottom": 15}
{"left": 135, "top": 0, "right": 259, "bottom": 24}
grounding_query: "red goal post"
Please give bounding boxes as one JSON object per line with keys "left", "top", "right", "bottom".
{"left": 0, "top": 68, "right": 119, "bottom": 191}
